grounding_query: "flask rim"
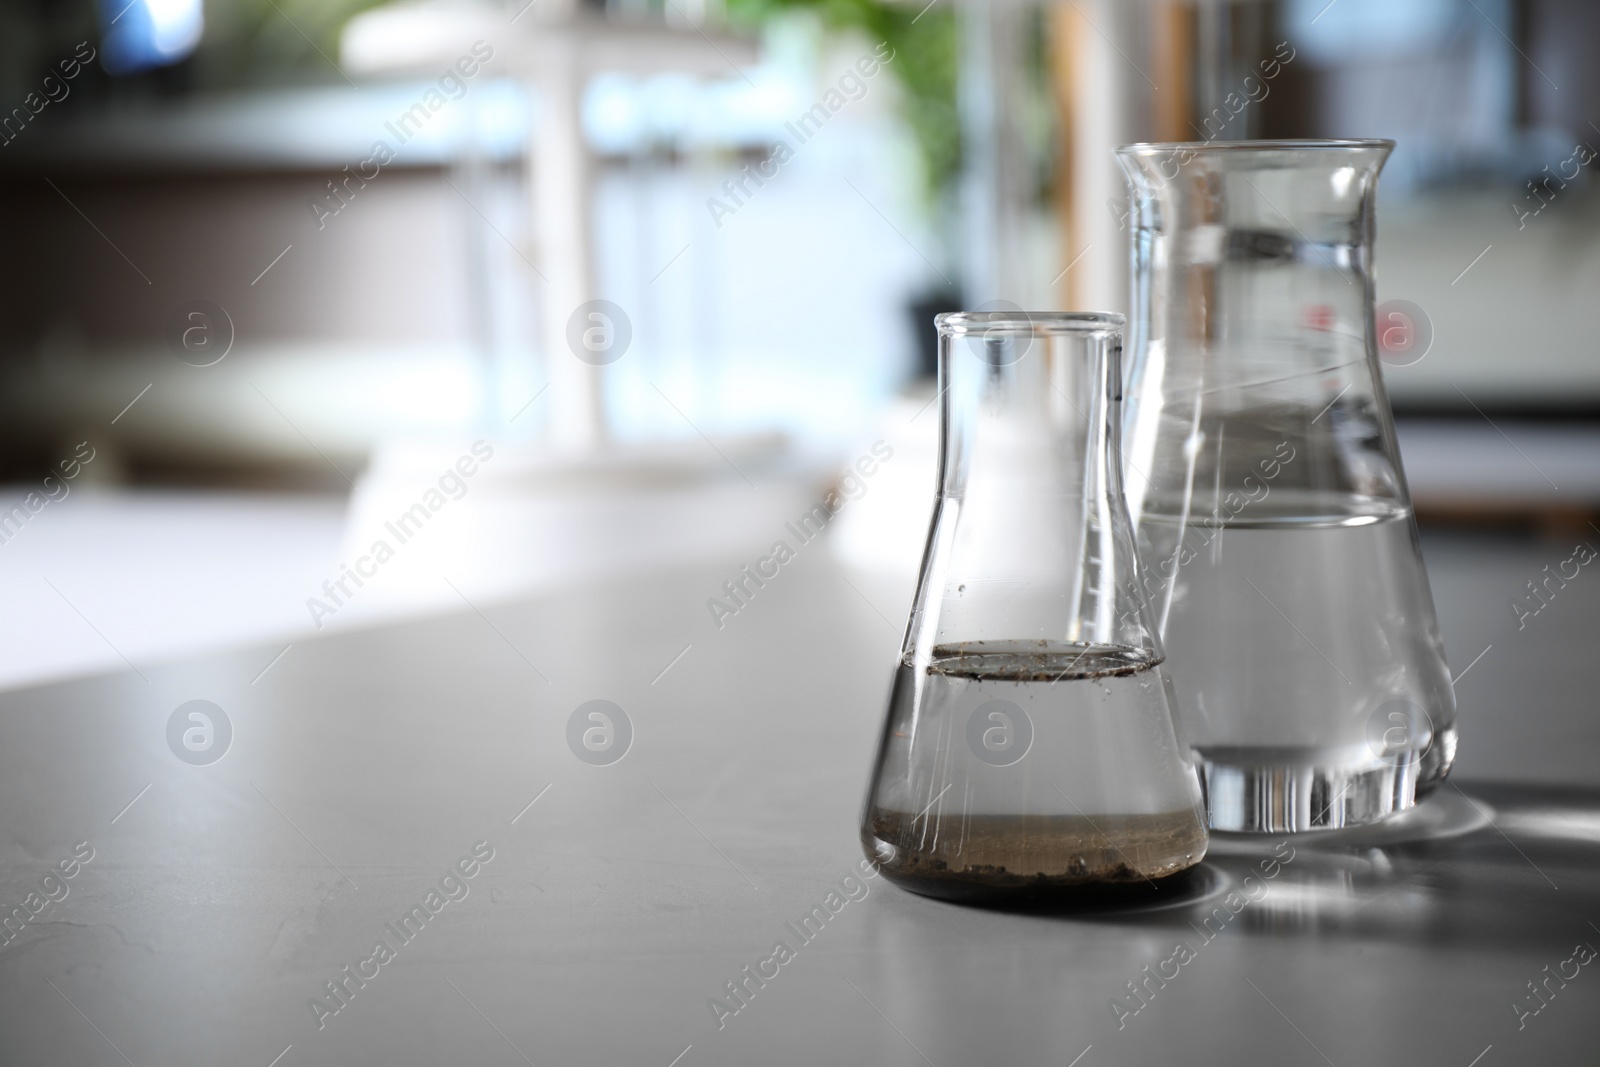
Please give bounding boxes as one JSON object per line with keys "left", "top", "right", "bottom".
{"left": 936, "top": 311, "right": 1124, "bottom": 337}
{"left": 1117, "top": 137, "right": 1394, "bottom": 156}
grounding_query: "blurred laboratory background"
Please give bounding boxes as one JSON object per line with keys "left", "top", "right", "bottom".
{"left": 0, "top": 0, "right": 1595, "bottom": 779}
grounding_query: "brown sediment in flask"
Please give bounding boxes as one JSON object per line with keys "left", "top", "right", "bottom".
{"left": 862, "top": 808, "right": 1209, "bottom": 902}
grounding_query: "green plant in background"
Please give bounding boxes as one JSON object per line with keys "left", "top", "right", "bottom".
{"left": 207, "top": 0, "right": 391, "bottom": 85}
{"left": 206, "top": 0, "right": 961, "bottom": 197}
{"left": 724, "top": 0, "right": 960, "bottom": 199}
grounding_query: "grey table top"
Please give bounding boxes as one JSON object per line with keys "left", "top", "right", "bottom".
{"left": 1, "top": 545, "right": 1597, "bottom": 1067}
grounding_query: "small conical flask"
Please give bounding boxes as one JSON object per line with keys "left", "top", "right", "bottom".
{"left": 860, "top": 312, "right": 1208, "bottom": 902}
{"left": 1116, "top": 140, "right": 1457, "bottom": 832}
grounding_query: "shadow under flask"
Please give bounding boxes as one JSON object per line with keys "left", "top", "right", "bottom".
{"left": 860, "top": 312, "right": 1208, "bottom": 902}
{"left": 1116, "top": 140, "right": 1457, "bottom": 832}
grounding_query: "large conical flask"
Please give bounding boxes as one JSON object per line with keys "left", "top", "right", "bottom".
{"left": 860, "top": 312, "right": 1208, "bottom": 902}
{"left": 1116, "top": 140, "right": 1457, "bottom": 833}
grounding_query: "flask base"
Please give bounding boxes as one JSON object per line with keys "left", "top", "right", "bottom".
{"left": 860, "top": 808, "right": 1207, "bottom": 903}
{"left": 1198, "top": 727, "right": 1458, "bottom": 832}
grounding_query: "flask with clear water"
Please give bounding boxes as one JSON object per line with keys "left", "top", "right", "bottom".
{"left": 860, "top": 312, "right": 1207, "bottom": 902}
{"left": 1116, "top": 140, "right": 1457, "bottom": 832}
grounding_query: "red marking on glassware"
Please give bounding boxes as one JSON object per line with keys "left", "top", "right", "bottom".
{"left": 1303, "top": 304, "right": 1334, "bottom": 332}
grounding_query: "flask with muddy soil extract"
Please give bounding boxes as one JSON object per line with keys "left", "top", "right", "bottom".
{"left": 860, "top": 312, "right": 1208, "bottom": 902}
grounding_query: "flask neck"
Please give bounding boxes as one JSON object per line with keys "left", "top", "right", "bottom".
{"left": 915, "top": 315, "right": 1160, "bottom": 659}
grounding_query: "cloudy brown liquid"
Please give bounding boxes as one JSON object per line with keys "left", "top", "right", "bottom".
{"left": 861, "top": 642, "right": 1207, "bottom": 902}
